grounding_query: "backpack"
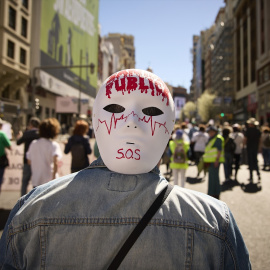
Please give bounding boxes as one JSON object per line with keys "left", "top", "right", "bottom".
{"left": 71, "top": 143, "right": 87, "bottom": 170}
{"left": 173, "top": 142, "right": 186, "bottom": 163}
{"left": 264, "top": 134, "right": 270, "bottom": 147}
{"left": 225, "top": 137, "right": 236, "bottom": 154}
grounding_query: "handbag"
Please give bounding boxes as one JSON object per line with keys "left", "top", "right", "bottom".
{"left": 107, "top": 184, "right": 174, "bottom": 270}
{"left": 0, "top": 154, "right": 9, "bottom": 168}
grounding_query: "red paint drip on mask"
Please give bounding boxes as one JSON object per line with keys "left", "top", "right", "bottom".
{"left": 105, "top": 70, "right": 170, "bottom": 106}
{"left": 96, "top": 111, "right": 169, "bottom": 136}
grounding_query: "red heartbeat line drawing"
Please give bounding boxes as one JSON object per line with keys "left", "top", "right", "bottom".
{"left": 96, "top": 111, "right": 169, "bottom": 136}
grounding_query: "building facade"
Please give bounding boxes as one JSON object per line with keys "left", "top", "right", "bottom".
{"left": 233, "top": 0, "right": 257, "bottom": 122}
{"left": 0, "top": 0, "right": 32, "bottom": 133}
{"left": 211, "top": 4, "right": 234, "bottom": 121}
{"left": 104, "top": 33, "right": 135, "bottom": 70}
{"left": 0, "top": 0, "right": 100, "bottom": 131}
{"left": 256, "top": 0, "right": 270, "bottom": 125}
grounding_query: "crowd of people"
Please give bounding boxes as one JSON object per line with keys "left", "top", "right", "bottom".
{"left": 0, "top": 116, "right": 95, "bottom": 194}
{"left": 162, "top": 117, "right": 270, "bottom": 199}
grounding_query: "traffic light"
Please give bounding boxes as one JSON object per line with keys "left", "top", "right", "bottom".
{"left": 220, "top": 113, "right": 225, "bottom": 117}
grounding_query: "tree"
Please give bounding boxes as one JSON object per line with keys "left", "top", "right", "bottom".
{"left": 197, "top": 90, "right": 217, "bottom": 122}
{"left": 181, "top": 101, "right": 196, "bottom": 121}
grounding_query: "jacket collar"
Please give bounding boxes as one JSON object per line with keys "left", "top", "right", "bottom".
{"left": 89, "top": 157, "right": 160, "bottom": 175}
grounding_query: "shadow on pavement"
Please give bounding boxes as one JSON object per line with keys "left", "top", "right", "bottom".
{"left": 0, "top": 209, "right": 11, "bottom": 231}
{"left": 186, "top": 177, "right": 205, "bottom": 185}
{"left": 221, "top": 179, "right": 240, "bottom": 192}
{"left": 240, "top": 182, "right": 262, "bottom": 193}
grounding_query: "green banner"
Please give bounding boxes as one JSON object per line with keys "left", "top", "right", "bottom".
{"left": 40, "top": 0, "right": 99, "bottom": 97}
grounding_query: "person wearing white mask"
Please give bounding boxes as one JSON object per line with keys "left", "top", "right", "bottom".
{"left": 0, "top": 69, "right": 250, "bottom": 269}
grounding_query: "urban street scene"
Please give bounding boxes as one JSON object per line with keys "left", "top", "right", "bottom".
{"left": 0, "top": 0, "right": 270, "bottom": 269}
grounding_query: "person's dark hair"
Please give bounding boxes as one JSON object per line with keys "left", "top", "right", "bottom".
{"left": 233, "top": 126, "right": 239, "bottom": 132}
{"left": 73, "top": 120, "right": 89, "bottom": 136}
{"left": 199, "top": 124, "right": 205, "bottom": 132}
{"left": 222, "top": 127, "right": 231, "bottom": 138}
{"left": 262, "top": 126, "right": 270, "bottom": 133}
{"left": 181, "top": 122, "right": 187, "bottom": 129}
{"left": 29, "top": 117, "right": 40, "bottom": 128}
{"left": 39, "top": 118, "right": 60, "bottom": 139}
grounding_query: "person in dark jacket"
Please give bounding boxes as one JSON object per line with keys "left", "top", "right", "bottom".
{"left": 64, "top": 120, "right": 92, "bottom": 173}
{"left": 17, "top": 117, "right": 40, "bottom": 196}
{"left": 244, "top": 118, "right": 261, "bottom": 183}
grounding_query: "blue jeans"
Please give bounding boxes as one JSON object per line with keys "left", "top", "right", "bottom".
{"left": 21, "top": 164, "right": 32, "bottom": 196}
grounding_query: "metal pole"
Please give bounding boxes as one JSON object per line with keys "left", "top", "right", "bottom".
{"left": 31, "top": 67, "right": 38, "bottom": 117}
{"left": 78, "top": 49, "right": 83, "bottom": 116}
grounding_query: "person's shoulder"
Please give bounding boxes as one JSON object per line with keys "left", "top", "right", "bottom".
{"left": 9, "top": 173, "right": 79, "bottom": 225}
{"left": 169, "top": 186, "right": 229, "bottom": 231}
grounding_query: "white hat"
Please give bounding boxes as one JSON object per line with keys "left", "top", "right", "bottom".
{"left": 247, "top": 118, "right": 259, "bottom": 125}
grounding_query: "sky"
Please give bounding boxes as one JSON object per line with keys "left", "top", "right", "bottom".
{"left": 98, "top": 0, "right": 225, "bottom": 91}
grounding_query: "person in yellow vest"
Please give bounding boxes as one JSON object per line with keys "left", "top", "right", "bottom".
{"left": 203, "top": 125, "right": 225, "bottom": 199}
{"left": 169, "top": 129, "right": 190, "bottom": 187}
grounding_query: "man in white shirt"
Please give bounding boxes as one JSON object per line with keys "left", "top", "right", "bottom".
{"left": 191, "top": 124, "right": 209, "bottom": 178}
{"left": 232, "top": 123, "right": 244, "bottom": 181}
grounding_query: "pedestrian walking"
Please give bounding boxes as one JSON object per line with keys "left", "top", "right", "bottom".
{"left": 0, "top": 119, "right": 11, "bottom": 193}
{"left": 244, "top": 117, "right": 261, "bottom": 183}
{"left": 232, "top": 123, "right": 244, "bottom": 181}
{"left": 0, "top": 69, "right": 251, "bottom": 269}
{"left": 16, "top": 117, "right": 40, "bottom": 196}
{"left": 26, "top": 118, "right": 62, "bottom": 188}
{"left": 223, "top": 127, "right": 236, "bottom": 182}
{"left": 203, "top": 125, "right": 225, "bottom": 199}
{"left": 260, "top": 126, "right": 270, "bottom": 171}
{"left": 169, "top": 129, "right": 189, "bottom": 187}
{"left": 64, "top": 119, "right": 92, "bottom": 173}
{"left": 191, "top": 124, "right": 209, "bottom": 179}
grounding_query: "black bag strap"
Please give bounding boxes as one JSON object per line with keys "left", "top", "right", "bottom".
{"left": 107, "top": 183, "right": 174, "bottom": 270}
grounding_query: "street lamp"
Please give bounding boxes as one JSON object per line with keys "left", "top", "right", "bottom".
{"left": 31, "top": 60, "right": 95, "bottom": 117}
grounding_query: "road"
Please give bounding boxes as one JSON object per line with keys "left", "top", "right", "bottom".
{"left": 0, "top": 146, "right": 269, "bottom": 269}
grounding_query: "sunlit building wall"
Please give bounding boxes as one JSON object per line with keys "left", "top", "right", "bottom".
{"left": 233, "top": 0, "right": 257, "bottom": 122}
{"left": 104, "top": 33, "right": 135, "bottom": 70}
{"left": 256, "top": 0, "right": 270, "bottom": 125}
{"left": 189, "top": 35, "right": 199, "bottom": 102}
{"left": 211, "top": 3, "right": 234, "bottom": 120}
{"left": 203, "top": 24, "right": 216, "bottom": 91}
{"left": 0, "top": 0, "right": 32, "bottom": 131}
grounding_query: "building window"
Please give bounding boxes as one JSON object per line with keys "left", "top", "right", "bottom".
{"left": 2, "top": 85, "right": 10, "bottom": 99}
{"left": 22, "top": 0, "right": 28, "bottom": 9}
{"left": 7, "top": 40, "right": 15, "bottom": 59}
{"left": 20, "top": 48, "right": 26, "bottom": 64}
{"left": 36, "top": 105, "right": 42, "bottom": 118}
{"left": 21, "top": 17, "right": 27, "bottom": 38}
{"left": 15, "top": 90, "right": 21, "bottom": 100}
{"left": 45, "top": 107, "right": 50, "bottom": 118}
{"left": 257, "top": 63, "right": 270, "bottom": 86}
{"left": 9, "top": 6, "right": 16, "bottom": 30}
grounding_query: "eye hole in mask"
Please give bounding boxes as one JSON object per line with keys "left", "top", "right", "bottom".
{"left": 142, "top": 107, "right": 164, "bottom": 116}
{"left": 103, "top": 104, "right": 125, "bottom": 113}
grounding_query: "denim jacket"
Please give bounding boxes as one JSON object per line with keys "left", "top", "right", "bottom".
{"left": 0, "top": 158, "right": 251, "bottom": 269}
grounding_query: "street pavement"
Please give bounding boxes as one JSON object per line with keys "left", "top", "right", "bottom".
{"left": 0, "top": 144, "right": 269, "bottom": 269}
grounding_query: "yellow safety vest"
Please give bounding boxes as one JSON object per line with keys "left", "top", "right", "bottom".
{"left": 169, "top": 139, "right": 189, "bottom": 169}
{"left": 203, "top": 134, "right": 225, "bottom": 163}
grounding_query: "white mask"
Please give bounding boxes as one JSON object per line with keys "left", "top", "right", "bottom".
{"left": 93, "top": 69, "right": 175, "bottom": 174}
